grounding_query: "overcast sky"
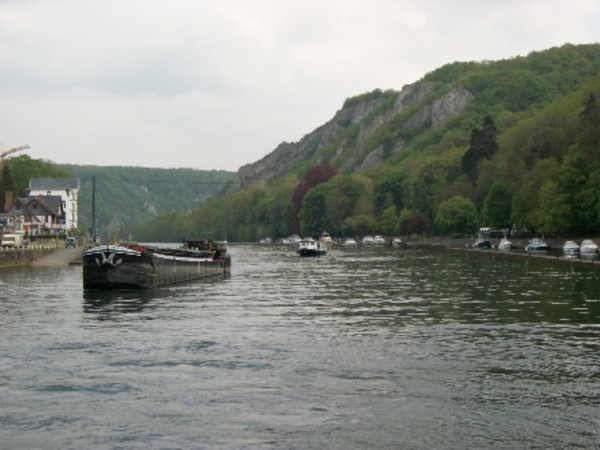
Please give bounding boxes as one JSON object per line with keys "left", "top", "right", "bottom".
{"left": 1, "top": 1, "right": 599, "bottom": 172}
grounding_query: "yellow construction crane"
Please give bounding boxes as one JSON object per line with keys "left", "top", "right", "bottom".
{"left": 1, "top": 144, "right": 30, "bottom": 161}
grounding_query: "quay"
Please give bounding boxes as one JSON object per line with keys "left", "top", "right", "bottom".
{"left": 401, "top": 237, "right": 600, "bottom": 270}
{"left": 451, "top": 245, "right": 600, "bottom": 269}
{"left": 0, "top": 243, "right": 84, "bottom": 269}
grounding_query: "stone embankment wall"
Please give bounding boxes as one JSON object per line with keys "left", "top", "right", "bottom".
{"left": 0, "top": 246, "right": 58, "bottom": 269}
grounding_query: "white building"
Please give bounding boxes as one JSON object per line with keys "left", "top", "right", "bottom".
{"left": 28, "top": 178, "right": 79, "bottom": 231}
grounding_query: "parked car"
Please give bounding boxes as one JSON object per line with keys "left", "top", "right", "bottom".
{"left": 1, "top": 233, "right": 24, "bottom": 248}
{"left": 65, "top": 237, "right": 77, "bottom": 248}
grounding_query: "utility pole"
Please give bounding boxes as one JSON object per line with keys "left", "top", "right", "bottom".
{"left": 91, "top": 175, "right": 96, "bottom": 243}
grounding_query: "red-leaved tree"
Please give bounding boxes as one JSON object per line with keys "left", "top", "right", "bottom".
{"left": 291, "top": 164, "right": 339, "bottom": 233}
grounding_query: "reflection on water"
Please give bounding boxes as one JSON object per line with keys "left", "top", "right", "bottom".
{"left": 1, "top": 245, "right": 599, "bottom": 449}
{"left": 83, "top": 289, "right": 162, "bottom": 315}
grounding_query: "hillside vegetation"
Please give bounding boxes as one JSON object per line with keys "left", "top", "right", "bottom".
{"left": 0, "top": 158, "right": 234, "bottom": 237}
{"left": 125, "top": 43, "right": 600, "bottom": 242}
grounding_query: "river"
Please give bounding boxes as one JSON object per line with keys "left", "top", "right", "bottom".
{"left": 1, "top": 245, "right": 599, "bottom": 449}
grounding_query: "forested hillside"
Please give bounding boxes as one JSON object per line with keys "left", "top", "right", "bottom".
{"left": 125, "top": 43, "right": 600, "bottom": 242}
{"left": 0, "top": 156, "right": 234, "bottom": 236}
{"left": 61, "top": 165, "right": 234, "bottom": 235}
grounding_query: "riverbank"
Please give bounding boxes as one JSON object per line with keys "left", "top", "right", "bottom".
{"left": 0, "top": 246, "right": 84, "bottom": 269}
{"left": 403, "top": 236, "right": 600, "bottom": 269}
{"left": 401, "top": 236, "right": 600, "bottom": 250}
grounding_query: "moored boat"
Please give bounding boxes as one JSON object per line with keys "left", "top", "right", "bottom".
{"left": 525, "top": 238, "right": 549, "bottom": 252}
{"left": 320, "top": 231, "right": 334, "bottom": 246}
{"left": 473, "top": 238, "right": 491, "bottom": 249}
{"left": 562, "top": 240, "right": 580, "bottom": 254}
{"left": 392, "top": 237, "right": 405, "bottom": 248}
{"left": 281, "top": 234, "right": 302, "bottom": 245}
{"left": 497, "top": 237, "right": 513, "bottom": 250}
{"left": 83, "top": 240, "right": 230, "bottom": 290}
{"left": 362, "top": 235, "right": 375, "bottom": 245}
{"left": 341, "top": 238, "right": 357, "bottom": 246}
{"left": 580, "top": 239, "right": 599, "bottom": 253}
{"left": 373, "top": 235, "right": 386, "bottom": 245}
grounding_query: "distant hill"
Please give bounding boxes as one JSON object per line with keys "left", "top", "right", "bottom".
{"left": 58, "top": 165, "right": 234, "bottom": 234}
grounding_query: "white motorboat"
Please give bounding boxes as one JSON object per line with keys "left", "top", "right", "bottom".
{"left": 259, "top": 237, "right": 273, "bottom": 244}
{"left": 373, "top": 235, "right": 386, "bottom": 245}
{"left": 362, "top": 235, "right": 375, "bottom": 245}
{"left": 580, "top": 239, "right": 599, "bottom": 253}
{"left": 497, "top": 238, "right": 513, "bottom": 250}
{"left": 281, "top": 234, "right": 302, "bottom": 245}
{"left": 562, "top": 240, "right": 580, "bottom": 254}
{"left": 342, "top": 238, "right": 357, "bottom": 246}
{"left": 525, "top": 238, "right": 549, "bottom": 252}
{"left": 363, "top": 235, "right": 386, "bottom": 245}
{"left": 297, "top": 238, "right": 327, "bottom": 257}
{"left": 392, "top": 237, "right": 405, "bottom": 248}
{"left": 320, "top": 231, "right": 334, "bottom": 246}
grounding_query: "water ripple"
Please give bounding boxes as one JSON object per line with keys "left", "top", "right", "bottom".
{"left": 0, "top": 245, "right": 599, "bottom": 448}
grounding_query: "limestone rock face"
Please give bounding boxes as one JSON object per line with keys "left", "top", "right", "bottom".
{"left": 228, "top": 82, "right": 475, "bottom": 193}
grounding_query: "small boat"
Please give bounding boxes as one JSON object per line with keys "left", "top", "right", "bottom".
{"left": 497, "top": 237, "right": 513, "bottom": 250}
{"left": 281, "top": 234, "right": 302, "bottom": 245}
{"left": 341, "top": 238, "right": 357, "bottom": 246}
{"left": 297, "top": 238, "right": 327, "bottom": 257}
{"left": 580, "top": 239, "right": 599, "bottom": 253}
{"left": 525, "top": 238, "right": 548, "bottom": 252}
{"left": 473, "top": 238, "right": 491, "bottom": 249}
{"left": 562, "top": 240, "right": 580, "bottom": 254}
{"left": 392, "top": 237, "right": 405, "bottom": 248}
{"left": 373, "top": 235, "right": 386, "bottom": 245}
{"left": 83, "top": 240, "right": 230, "bottom": 290}
{"left": 320, "top": 231, "right": 334, "bottom": 246}
{"left": 259, "top": 237, "right": 273, "bottom": 245}
{"left": 362, "top": 235, "right": 375, "bottom": 245}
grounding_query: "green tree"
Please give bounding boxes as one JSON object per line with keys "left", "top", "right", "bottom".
{"left": 511, "top": 158, "right": 560, "bottom": 232}
{"left": 343, "top": 214, "right": 379, "bottom": 236}
{"left": 435, "top": 196, "right": 479, "bottom": 236}
{"left": 537, "top": 181, "right": 571, "bottom": 234}
{"left": 299, "top": 186, "right": 327, "bottom": 237}
{"left": 380, "top": 205, "right": 398, "bottom": 236}
{"left": 577, "top": 93, "right": 600, "bottom": 162}
{"left": 324, "top": 175, "right": 366, "bottom": 235}
{"left": 374, "top": 171, "right": 407, "bottom": 214}
{"left": 461, "top": 115, "right": 499, "bottom": 181}
{"left": 555, "top": 146, "right": 591, "bottom": 234}
{"left": 411, "top": 160, "right": 448, "bottom": 218}
{"left": 482, "top": 182, "right": 512, "bottom": 229}
{"left": 6, "top": 155, "right": 71, "bottom": 196}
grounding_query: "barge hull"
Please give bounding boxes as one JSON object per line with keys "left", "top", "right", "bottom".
{"left": 83, "top": 244, "right": 230, "bottom": 290}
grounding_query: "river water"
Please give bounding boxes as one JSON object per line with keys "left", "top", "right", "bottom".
{"left": 1, "top": 245, "right": 599, "bottom": 449}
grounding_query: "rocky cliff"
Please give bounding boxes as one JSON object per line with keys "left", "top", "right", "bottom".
{"left": 228, "top": 81, "right": 475, "bottom": 193}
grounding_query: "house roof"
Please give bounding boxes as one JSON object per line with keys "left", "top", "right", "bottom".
{"left": 6, "top": 196, "right": 62, "bottom": 219}
{"left": 27, "top": 195, "right": 63, "bottom": 215}
{"left": 7, "top": 198, "right": 37, "bottom": 219}
{"left": 29, "top": 177, "right": 79, "bottom": 191}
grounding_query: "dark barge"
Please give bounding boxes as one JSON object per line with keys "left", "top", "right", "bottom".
{"left": 83, "top": 241, "right": 230, "bottom": 290}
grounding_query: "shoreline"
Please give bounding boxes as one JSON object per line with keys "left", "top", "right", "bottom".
{"left": 403, "top": 237, "right": 600, "bottom": 269}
